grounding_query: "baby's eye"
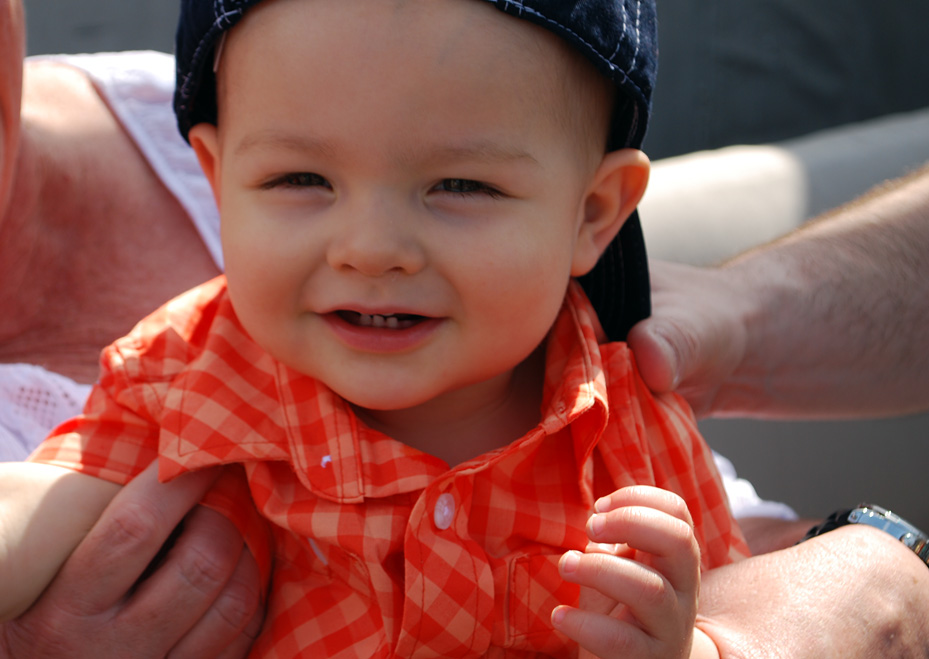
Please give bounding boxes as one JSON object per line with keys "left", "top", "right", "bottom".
{"left": 435, "top": 178, "right": 503, "bottom": 198}
{"left": 263, "top": 172, "right": 331, "bottom": 190}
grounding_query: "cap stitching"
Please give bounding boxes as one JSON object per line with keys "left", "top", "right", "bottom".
{"left": 611, "top": 4, "right": 626, "bottom": 62}
{"left": 632, "top": 0, "right": 641, "bottom": 72}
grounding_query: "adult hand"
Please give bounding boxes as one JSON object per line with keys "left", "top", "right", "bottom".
{"left": 0, "top": 462, "right": 263, "bottom": 658}
{"left": 627, "top": 260, "right": 750, "bottom": 417}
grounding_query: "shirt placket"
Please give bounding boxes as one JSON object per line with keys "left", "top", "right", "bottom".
{"left": 394, "top": 475, "right": 494, "bottom": 658}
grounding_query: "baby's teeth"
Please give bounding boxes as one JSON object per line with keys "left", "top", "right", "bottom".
{"left": 355, "top": 313, "right": 404, "bottom": 329}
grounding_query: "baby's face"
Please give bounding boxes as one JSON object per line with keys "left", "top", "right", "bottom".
{"left": 197, "top": 0, "right": 609, "bottom": 418}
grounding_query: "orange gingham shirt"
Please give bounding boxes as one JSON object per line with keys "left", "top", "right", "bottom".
{"left": 32, "top": 276, "right": 748, "bottom": 658}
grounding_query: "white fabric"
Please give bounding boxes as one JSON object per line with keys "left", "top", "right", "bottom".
{"left": 0, "top": 364, "right": 92, "bottom": 462}
{"left": 0, "top": 52, "right": 795, "bottom": 521}
{"left": 712, "top": 453, "right": 797, "bottom": 521}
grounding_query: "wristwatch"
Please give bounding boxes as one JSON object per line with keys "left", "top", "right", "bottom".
{"left": 801, "top": 503, "right": 929, "bottom": 568}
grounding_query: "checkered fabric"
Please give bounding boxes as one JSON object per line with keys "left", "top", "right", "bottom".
{"left": 31, "top": 277, "right": 748, "bottom": 658}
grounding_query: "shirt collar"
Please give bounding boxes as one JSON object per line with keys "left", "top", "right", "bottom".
{"left": 160, "top": 281, "right": 612, "bottom": 502}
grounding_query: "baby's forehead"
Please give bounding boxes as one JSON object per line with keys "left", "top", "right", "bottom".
{"left": 214, "top": 1, "right": 611, "bottom": 152}
{"left": 178, "top": 0, "right": 656, "bottom": 147}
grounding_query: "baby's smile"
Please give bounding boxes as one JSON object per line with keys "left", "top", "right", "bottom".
{"left": 337, "top": 311, "right": 425, "bottom": 330}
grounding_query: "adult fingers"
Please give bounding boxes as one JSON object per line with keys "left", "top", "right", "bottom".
{"left": 162, "top": 510, "right": 264, "bottom": 658}
{"left": 626, "top": 320, "right": 680, "bottom": 394}
{"left": 122, "top": 505, "right": 258, "bottom": 658}
{"left": 0, "top": 463, "right": 230, "bottom": 659}
{"left": 211, "top": 599, "right": 266, "bottom": 659}
{"left": 45, "top": 461, "right": 220, "bottom": 616}
{"left": 629, "top": 260, "right": 747, "bottom": 416}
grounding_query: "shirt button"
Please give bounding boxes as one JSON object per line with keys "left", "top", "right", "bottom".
{"left": 433, "top": 493, "right": 455, "bottom": 531}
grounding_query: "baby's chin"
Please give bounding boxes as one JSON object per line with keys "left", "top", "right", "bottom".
{"left": 341, "top": 376, "right": 501, "bottom": 424}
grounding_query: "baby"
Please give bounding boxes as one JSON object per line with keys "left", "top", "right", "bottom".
{"left": 1, "top": 0, "right": 747, "bottom": 656}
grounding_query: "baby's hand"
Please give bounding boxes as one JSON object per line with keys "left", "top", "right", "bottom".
{"left": 552, "top": 486, "right": 703, "bottom": 658}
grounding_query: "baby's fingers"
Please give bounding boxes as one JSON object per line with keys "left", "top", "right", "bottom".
{"left": 552, "top": 604, "right": 652, "bottom": 659}
{"left": 587, "top": 489, "right": 699, "bottom": 593}
{"left": 595, "top": 486, "right": 693, "bottom": 526}
{"left": 558, "top": 550, "right": 683, "bottom": 642}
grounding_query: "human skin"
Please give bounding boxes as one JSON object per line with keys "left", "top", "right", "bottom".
{"left": 629, "top": 165, "right": 929, "bottom": 419}
{"left": 553, "top": 486, "right": 708, "bottom": 659}
{"left": 555, "top": 487, "right": 929, "bottom": 658}
{"left": 189, "top": 0, "right": 649, "bottom": 465}
{"left": 697, "top": 524, "right": 929, "bottom": 658}
{"left": 4, "top": 0, "right": 929, "bottom": 654}
{"left": 0, "top": 1, "right": 260, "bottom": 653}
{"left": 0, "top": 33, "right": 220, "bottom": 384}
{"left": 0, "top": 0, "right": 24, "bottom": 215}
{"left": 626, "top": 164, "right": 929, "bottom": 654}
{"left": 0, "top": 462, "right": 263, "bottom": 657}
{"left": 0, "top": 0, "right": 650, "bottom": 635}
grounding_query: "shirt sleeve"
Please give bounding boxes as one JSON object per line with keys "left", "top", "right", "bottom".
{"left": 29, "top": 327, "right": 274, "bottom": 592}
{"left": 596, "top": 346, "right": 752, "bottom": 566}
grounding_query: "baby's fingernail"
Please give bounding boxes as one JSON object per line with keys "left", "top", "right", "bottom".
{"left": 551, "top": 606, "right": 567, "bottom": 625}
{"left": 594, "top": 496, "right": 610, "bottom": 513}
{"left": 561, "top": 550, "right": 581, "bottom": 573}
{"left": 589, "top": 513, "right": 605, "bottom": 538}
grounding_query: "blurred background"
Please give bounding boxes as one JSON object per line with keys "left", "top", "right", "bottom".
{"left": 24, "top": 0, "right": 929, "bottom": 528}
{"left": 24, "top": 0, "right": 174, "bottom": 55}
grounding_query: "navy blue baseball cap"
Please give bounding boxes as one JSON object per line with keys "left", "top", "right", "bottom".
{"left": 174, "top": 0, "right": 658, "bottom": 341}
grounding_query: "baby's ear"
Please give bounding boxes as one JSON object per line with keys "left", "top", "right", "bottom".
{"left": 571, "top": 149, "right": 650, "bottom": 277}
{"left": 188, "top": 123, "right": 222, "bottom": 207}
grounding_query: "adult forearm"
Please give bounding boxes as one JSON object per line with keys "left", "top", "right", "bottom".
{"left": 698, "top": 525, "right": 929, "bottom": 658}
{"left": 714, "top": 164, "right": 929, "bottom": 418}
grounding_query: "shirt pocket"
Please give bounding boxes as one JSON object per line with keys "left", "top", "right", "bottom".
{"left": 504, "top": 552, "right": 579, "bottom": 656}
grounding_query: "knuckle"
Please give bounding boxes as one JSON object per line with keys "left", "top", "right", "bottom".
{"left": 213, "top": 574, "right": 262, "bottom": 634}
{"left": 177, "top": 544, "right": 234, "bottom": 596}
{"left": 4, "top": 617, "right": 98, "bottom": 658}
{"left": 666, "top": 495, "right": 692, "bottom": 526}
{"left": 591, "top": 622, "right": 637, "bottom": 657}
{"left": 630, "top": 568, "right": 672, "bottom": 609}
{"left": 105, "top": 500, "right": 169, "bottom": 551}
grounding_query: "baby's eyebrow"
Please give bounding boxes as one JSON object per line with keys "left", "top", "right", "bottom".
{"left": 385, "top": 140, "right": 546, "bottom": 176}
{"left": 409, "top": 141, "right": 540, "bottom": 167}
{"left": 234, "top": 131, "right": 337, "bottom": 158}
{"left": 234, "top": 131, "right": 539, "bottom": 168}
